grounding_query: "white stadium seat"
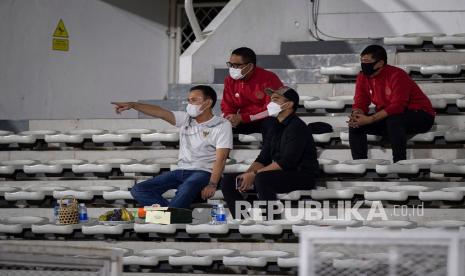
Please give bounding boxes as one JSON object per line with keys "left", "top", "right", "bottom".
{"left": 134, "top": 223, "right": 178, "bottom": 235}
{"left": 419, "top": 190, "right": 464, "bottom": 201}
{"left": 140, "top": 129, "right": 180, "bottom": 143}
{"left": 0, "top": 134, "right": 37, "bottom": 146}
{"left": 445, "top": 130, "right": 465, "bottom": 143}
{"left": 433, "top": 33, "right": 465, "bottom": 46}
{"left": 0, "top": 216, "right": 48, "bottom": 234}
{"left": 310, "top": 188, "right": 355, "bottom": 200}
{"left": 124, "top": 249, "right": 184, "bottom": 266}
{"left": 102, "top": 190, "right": 134, "bottom": 201}
{"left": 120, "top": 160, "right": 161, "bottom": 174}
{"left": 410, "top": 125, "right": 450, "bottom": 142}
{"left": 395, "top": 64, "right": 422, "bottom": 74}
{"left": 384, "top": 36, "right": 424, "bottom": 46}
{"left": 32, "top": 223, "right": 80, "bottom": 235}
{"left": 223, "top": 250, "right": 291, "bottom": 267}
{"left": 82, "top": 223, "right": 133, "bottom": 235}
{"left": 238, "top": 133, "right": 262, "bottom": 143}
{"left": 340, "top": 131, "right": 382, "bottom": 144}
{"left": 420, "top": 65, "right": 463, "bottom": 75}
{"left": 186, "top": 223, "right": 229, "bottom": 235}
{"left": 320, "top": 64, "right": 361, "bottom": 76}
{"left": 45, "top": 129, "right": 106, "bottom": 144}
{"left": 0, "top": 160, "right": 38, "bottom": 175}
{"left": 366, "top": 220, "right": 416, "bottom": 229}
{"left": 376, "top": 159, "right": 443, "bottom": 175}
{"left": 457, "top": 97, "right": 465, "bottom": 110}
{"left": 384, "top": 32, "right": 445, "bottom": 46}
{"left": 364, "top": 190, "right": 408, "bottom": 201}
{"left": 323, "top": 159, "right": 388, "bottom": 175}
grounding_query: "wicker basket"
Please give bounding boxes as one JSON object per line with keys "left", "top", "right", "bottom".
{"left": 58, "top": 195, "right": 79, "bottom": 225}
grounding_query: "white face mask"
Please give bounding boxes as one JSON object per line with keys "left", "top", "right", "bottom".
{"left": 186, "top": 103, "right": 203, "bottom": 118}
{"left": 267, "top": 102, "right": 282, "bottom": 117}
{"left": 229, "top": 67, "right": 244, "bottom": 80}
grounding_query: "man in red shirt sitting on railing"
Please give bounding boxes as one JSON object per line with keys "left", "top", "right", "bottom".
{"left": 221, "top": 47, "right": 283, "bottom": 143}
{"left": 348, "top": 45, "right": 435, "bottom": 163}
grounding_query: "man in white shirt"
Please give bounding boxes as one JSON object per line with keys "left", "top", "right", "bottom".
{"left": 112, "top": 85, "right": 233, "bottom": 209}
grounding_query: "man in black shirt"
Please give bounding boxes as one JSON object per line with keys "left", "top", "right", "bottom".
{"left": 221, "top": 86, "right": 319, "bottom": 219}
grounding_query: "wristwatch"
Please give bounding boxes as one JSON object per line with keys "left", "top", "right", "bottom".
{"left": 208, "top": 181, "right": 217, "bottom": 188}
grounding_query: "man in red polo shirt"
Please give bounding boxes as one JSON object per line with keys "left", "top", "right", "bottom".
{"left": 348, "top": 45, "right": 435, "bottom": 162}
{"left": 221, "top": 47, "right": 283, "bottom": 142}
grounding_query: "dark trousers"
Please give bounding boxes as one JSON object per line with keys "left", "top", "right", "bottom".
{"left": 221, "top": 170, "right": 315, "bottom": 219}
{"left": 233, "top": 117, "right": 277, "bottom": 143}
{"left": 349, "top": 110, "right": 434, "bottom": 163}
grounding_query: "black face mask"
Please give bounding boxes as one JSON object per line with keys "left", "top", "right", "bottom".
{"left": 361, "top": 60, "right": 379, "bottom": 76}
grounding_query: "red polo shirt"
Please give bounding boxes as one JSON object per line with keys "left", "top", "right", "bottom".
{"left": 221, "top": 66, "right": 283, "bottom": 123}
{"left": 353, "top": 65, "right": 435, "bottom": 117}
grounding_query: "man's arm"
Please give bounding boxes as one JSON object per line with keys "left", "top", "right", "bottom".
{"left": 352, "top": 74, "right": 372, "bottom": 114}
{"left": 210, "top": 148, "right": 230, "bottom": 186}
{"left": 201, "top": 148, "right": 230, "bottom": 199}
{"left": 112, "top": 102, "right": 176, "bottom": 125}
{"left": 221, "top": 79, "right": 238, "bottom": 117}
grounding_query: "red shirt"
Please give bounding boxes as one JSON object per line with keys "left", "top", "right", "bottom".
{"left": 221, "top": 66, "right": 283, "bottom": 123}
{"left": 353, "top": 65, "right": 435, "bottom": 117}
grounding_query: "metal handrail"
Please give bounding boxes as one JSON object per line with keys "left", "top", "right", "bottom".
{"left": 185, "top": 0, "right": 205, "bottom": 42}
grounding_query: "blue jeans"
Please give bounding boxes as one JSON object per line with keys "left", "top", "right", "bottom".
{"left": 130, "top": 169, "right": 211, "bottom": 209}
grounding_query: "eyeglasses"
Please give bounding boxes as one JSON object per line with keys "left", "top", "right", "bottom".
{"left": 226, "top": 62, "right": 248, "bottom": 69}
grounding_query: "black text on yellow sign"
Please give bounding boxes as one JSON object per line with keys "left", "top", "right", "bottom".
{"left": 52, "top": 19, "right": 69, "bottom": 52}
{"left": 52, "top": 38, "right": 69, "bottom": 51}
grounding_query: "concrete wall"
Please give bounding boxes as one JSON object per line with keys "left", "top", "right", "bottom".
{"left": 0, "top": 0, "right": 170, "bottom": 120}
{"left": 314, "top": 0, "right": 465, "bottom": 39}
{"left": 179, "top": 0, "right": 313, "bottom": 83}
{"left": 180, "top": 0, "right": 465, "bottom": 83}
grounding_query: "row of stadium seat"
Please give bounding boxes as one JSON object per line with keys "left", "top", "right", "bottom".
{"left": 2, "top": 217, "right": 465, "bottom": 238}
{"left": 303, "top": 94, "right": 465, "bottom": 112}
{"left": 383, "top": 32, "right": 465, "bottom": 47}
{"left": 2, "top": 158, "right": 465, "bottom": 180}
{"left": 3, "top": 181, "right": 465, "bottom": 205}
{"left": 320, "top": 64, "right": 465, "bottom": 78}
{"left": 240, "top": 125, "right": 465, "bottom": 145}
{"left": 0, "top": 129, "right": 179, "bottom": 148}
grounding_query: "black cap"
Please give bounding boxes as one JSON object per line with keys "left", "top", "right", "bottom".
{"left": 264, "top": 86, "right": 299, "bottom": 110}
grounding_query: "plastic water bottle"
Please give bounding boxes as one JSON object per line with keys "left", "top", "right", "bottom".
{"left": 53, "top": 202, "right": 59, "bottom": 223}
{"left": 210, "top": 204, "right": 217, "bottom": 224}
{"left": 79, "top": 203, "right": 88, "bottom": 222}
{"left": 215, "top": 203, "right": 227, "bottom": 224}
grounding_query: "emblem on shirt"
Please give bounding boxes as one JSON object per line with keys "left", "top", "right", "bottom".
{"left": 234, "top": 93, "right": 240, "bottom": 98}
{"left": 385, "top": 86, "right": 392, "bottom": 96}
{"left": 255, "top": 91, "right": 264, "bottom": 100}
{"left": 202, "top": 130, "right": 210, "bottom": 138}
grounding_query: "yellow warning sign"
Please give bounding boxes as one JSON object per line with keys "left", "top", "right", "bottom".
{"left": 53, "top": 19, "right": 69, "bottom": 38}
{"left": 52, "top": 38, "right": 69, "bottom": 51}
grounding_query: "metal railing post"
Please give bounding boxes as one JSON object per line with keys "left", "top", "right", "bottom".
{"left": 184, "top": 0, "right": 205, "bottom": 42}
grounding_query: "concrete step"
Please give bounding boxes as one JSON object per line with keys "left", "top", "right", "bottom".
{"left": 279, "top": 39, "right": 394, "bottom": 55}
{"left": 256, "top": 53, "right": 361, "bottom": 69}
{"left": 0, "top": 239, "right": 298, "bottom": 258}
{"left": 214, "top": 68, "right": 328, "bottom": 84}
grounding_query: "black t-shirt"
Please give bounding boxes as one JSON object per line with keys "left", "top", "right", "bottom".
{"left": 255, "top": 114, "right": 319, "bottom": 175}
